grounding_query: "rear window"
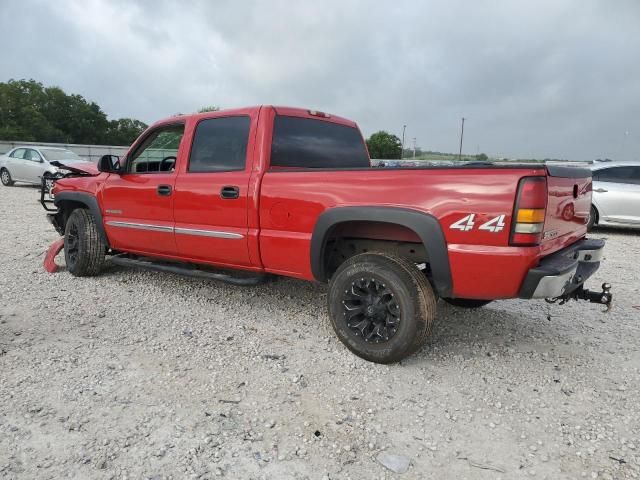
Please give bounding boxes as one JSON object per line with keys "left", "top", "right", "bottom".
{"left": 270, "top": 115, "right": 369, "bottom": 169}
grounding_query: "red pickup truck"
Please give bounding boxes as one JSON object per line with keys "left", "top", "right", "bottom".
{"left": 42, "top": 106, "right": 611, "bottom": 363}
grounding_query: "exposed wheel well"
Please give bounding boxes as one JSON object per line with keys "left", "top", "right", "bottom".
{"left": 54, "top": 200, "right": 88, "bottom": 233}
{"left": 322, "top": 221, "right": 429, "bottom": 280}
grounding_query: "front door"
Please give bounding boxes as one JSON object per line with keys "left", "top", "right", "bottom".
{"left": 101, "top": 123, "right": 186, "bottom": 256}
{"left": 173, "top": 114, "right": 255, "bottom": 267}
{"left": 22, "top": 148, "right": 45, "bottom": 183}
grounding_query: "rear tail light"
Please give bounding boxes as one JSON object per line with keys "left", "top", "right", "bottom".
{"left": 510, "top": 176, "right": 547, "bottom": 246}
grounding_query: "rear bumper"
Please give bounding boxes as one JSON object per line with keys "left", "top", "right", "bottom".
{"left": 518, "top": 238, "right": 605, "bottom": 299}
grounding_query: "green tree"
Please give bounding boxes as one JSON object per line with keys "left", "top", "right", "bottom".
{"left": 106, "top": 118, "right": 148, "bottom": 145}
{"left": 0, "top": 79, "right": 147, "bottom": 145}
{"left": 476, "top": 153, "right": 489, "bottom": 162}
{"left": 366, "top": 131, "right": 402, "bottom": 159}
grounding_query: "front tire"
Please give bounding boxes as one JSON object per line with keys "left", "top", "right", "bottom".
{"left": 64, "top": 209, "right": 106, "bottom": 276}
{"left": 1, "top": 168, "right": 14, "bottom": 186}
{"left": 442, "top": 298, "right": 492, "bottom": 308}
{"left": 328, "top": 252, "right": 437, "bottom": 364}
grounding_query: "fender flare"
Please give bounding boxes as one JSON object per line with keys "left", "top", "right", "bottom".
{"left": 53, "top": 192, "right": 109, "bottom": 246}
{"left": 310, "top": 206, "right": 452, "bottom": 296}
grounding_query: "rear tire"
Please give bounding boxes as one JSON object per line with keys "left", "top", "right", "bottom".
{"left": 587, "top": 205, "right": 597, "bottom": 231}
{"left": 1, "top": 168, "right": 14, "bottom": 186}
{"left": 443, "top": 298, "right": 492, "bottom": 308}
{"left": 327, "top": 252, "right": 436, "bottom": 364}
{"left": 64, "top": 208, "right": 106, "bottom": 276}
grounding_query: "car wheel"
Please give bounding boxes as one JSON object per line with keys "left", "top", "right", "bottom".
{"left": 442, "top": 298, "right": 492, "bottom": 308}
{"left": 64, "top": 208, "right": 106, "bottom": 276}
{"left": 327, "top": 252, "right": 436, "bottom": 364}
{"left": 1, "top": 168, "right": 14, "bottom": 186}
{"left": 587, "top": 205, "right": 597, "bottom": 231}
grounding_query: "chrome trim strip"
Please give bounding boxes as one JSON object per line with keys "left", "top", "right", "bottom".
{"left": 575, "top": 248, "right": 604, "bottom": 263}
{"left": 106, "top": 221, "right": 173, "bottom": 233}
{"left": 532, "top": 268, "right": 576, "bottom": 298}
{"left": 105, "top": 221, "right": 244, "bottom": 239}
{"left": 174, "top": 227, "right": 244, "bottom": 239}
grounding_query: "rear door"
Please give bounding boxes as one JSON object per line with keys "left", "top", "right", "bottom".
{"left": 101, "top": 123, "right": 185, "bottom": 256}
{"left": 6, "top": 148, "right": 27, "bottom": 180}
{"left": 172, "top": 113, "right": 256, "bottom": 267}
{"left": 592, "top": 166, "right": 640, "bottom": 225}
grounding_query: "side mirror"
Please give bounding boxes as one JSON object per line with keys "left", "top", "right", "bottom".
{"left": 98, "top": 154, "right": 121, "bottom": 173}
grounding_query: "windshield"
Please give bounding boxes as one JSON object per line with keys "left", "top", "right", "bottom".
{"left": 40, "top": 149, "right": 83, "bottom": 162}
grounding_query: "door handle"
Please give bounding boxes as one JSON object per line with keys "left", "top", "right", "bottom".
{"left": 593, "top": 188, "right": 608, "bottom": 193}
{"left": 157, "top": 185, "right": 172, "bottom": 196}
{"left": 220, "top": 185, "right": 240, "bottom": 199}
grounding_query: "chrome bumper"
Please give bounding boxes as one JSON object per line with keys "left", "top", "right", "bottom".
{"left": 519, "top": 238, "right": 605, "bottom": 299}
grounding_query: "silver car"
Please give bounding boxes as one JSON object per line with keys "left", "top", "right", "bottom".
{"left": 589, "top": 161, "right": 640, "bottom": 230}
{"left": 0, "top": 146, "right": 85, "bottom": 186}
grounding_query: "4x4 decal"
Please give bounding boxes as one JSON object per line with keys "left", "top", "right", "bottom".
{"left": 450, "top": 214, "right": 506, "bottom": 233}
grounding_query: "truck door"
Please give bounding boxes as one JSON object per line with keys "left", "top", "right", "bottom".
{"left": 101, "top": 123, "right": 185, "bottom": 256}
{"left": 172, "top": 114, "right": 255, "bottom": 267}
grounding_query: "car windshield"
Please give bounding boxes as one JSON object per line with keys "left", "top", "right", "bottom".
{"left": 40, "top": 149, "right": 83, "bottom": 162}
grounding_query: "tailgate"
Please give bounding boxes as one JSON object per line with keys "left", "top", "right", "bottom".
{"left": 542, "top": 165, "right": 592, "bottom": 248}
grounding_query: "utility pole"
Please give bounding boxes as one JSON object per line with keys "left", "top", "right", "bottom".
{"left": 400, "top": 124, "right": 406, "bottom": 159}
{"left": 412, "top": 137, "right": 417, "bottom": 159}
{"left": 458, "top": 117, "right": 465, "bottom": 160}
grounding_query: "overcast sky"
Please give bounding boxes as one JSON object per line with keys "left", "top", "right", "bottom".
{"left": 2, "top": 0, "right": 639, "bottom": 160}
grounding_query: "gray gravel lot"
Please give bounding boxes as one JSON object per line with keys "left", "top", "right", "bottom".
{"left": 1, "top": 184, "right": 639, "bottom": 480}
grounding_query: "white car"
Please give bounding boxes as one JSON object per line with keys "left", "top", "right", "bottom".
{"left": 0, "top": 146, "right": 87, "bottom": 186}
{"left": 589, "top": 161, "right": 640, "bottom": 230}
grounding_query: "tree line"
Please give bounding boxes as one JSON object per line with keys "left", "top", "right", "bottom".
{"left": 366, "top": 130, "right": 488, "bottom": 161}
{"left": 0, "top": 79, "right": 148, "bottom": 146}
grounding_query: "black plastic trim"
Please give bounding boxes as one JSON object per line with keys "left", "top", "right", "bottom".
{"left": 310, "top": 206, "right": 452, "bottom": 296}
{"left": 518, "top": 238, "right": 605, "bottom": 298}
{"left": 111, "top": 254, "right": 269, "bottom": 286}
{"left": 53, "top": 192, "right": 109, "bottom": 246}
{"left": 545, "top": 165, "right": 592, "bottom": 179}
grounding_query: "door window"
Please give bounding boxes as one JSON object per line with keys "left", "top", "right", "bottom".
{"left": 128, "top": 124, "right": 185, "bottom": 173}
{"left": 187, "top": 116, "right": 251, "bottom": 172}
{"left": 9, "top": 148, "right": 26, "bottom": 159}
{"left": 24, "top": 149, "right": 42, "bottom": 162}
{"left": 594, "top": 166, "right": 640, "bottom": 185}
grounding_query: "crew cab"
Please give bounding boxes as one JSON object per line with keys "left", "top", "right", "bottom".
{"left": 42, "top": 106, "right": 611, "bottom": 363}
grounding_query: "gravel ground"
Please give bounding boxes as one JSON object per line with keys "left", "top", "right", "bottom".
{"left": 1, "top": 184, "right": 639, "bottom": 480}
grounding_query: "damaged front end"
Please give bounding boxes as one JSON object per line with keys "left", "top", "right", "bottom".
{"left": 39, "top": 161, "right": 95, "bottom": 234}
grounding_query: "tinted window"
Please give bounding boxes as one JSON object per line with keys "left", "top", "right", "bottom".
{"left": 594, "top": 166, "right": 640, "bottom": 185}
{"left": 129, "top": 124, "right": 184, "bottom": 173}
{"left": 188, "top": 116, "right": 250, "bottom": 172}
{"left": 270, "top": 116, "right": 370, "bottom": 169}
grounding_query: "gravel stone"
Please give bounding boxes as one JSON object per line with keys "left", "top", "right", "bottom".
{"left": 0, "top": 185, "right": 639, "bottom": 479}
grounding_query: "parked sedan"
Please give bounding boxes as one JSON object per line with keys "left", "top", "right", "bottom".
{"left": 0, "top": 146, "right": 88, "bottom": 187}
{"left": 589, "top": 161, "right": 640, "bottom": 230}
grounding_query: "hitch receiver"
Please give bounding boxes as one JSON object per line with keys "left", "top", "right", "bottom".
{"left": 547, "top": 283, "right": 613, "bottom": 312}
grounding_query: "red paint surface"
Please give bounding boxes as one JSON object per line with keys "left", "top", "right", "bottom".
{"left": 51, "top": 106, "right": 591, "bottom": 299}
{"left": 43, "top": 238, "right": 65, "bottom": 273}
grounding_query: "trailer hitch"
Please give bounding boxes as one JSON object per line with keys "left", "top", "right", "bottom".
{"left": 546, "top": 283, "right": 613, "bottom": 312}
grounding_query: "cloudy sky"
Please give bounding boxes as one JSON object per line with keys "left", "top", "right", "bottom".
{"left": 2, "top": 0, "right": 639, "bottom": 160}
